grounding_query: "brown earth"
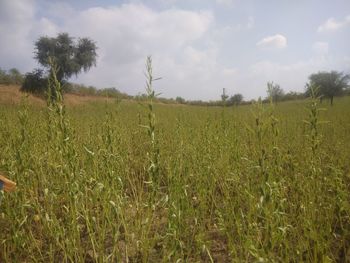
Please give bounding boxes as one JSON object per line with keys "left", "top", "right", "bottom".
{"left": 0, "top": 85, "right": 116, "bottom": 107}
{"left": 0, "top": 85, "right": 45, "bottom": 106}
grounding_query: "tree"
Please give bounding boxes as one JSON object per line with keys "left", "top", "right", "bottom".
{"left": 283, "top": 91, "right": 305, "bottom": 101}
{"left": 21, "top": 69, "right": 47, "bottom": 94}
{"left": 229, "top": 93, "right": 243, "bottom": 106}
{"left": 0, "top": 68, "right": 9, "bottom": 84}
{"left": 34, "top": 33, "right": 97, "bottom": 83}
{"left": 344, "top": 87, "right": 350, "bottom": 96}
{"left": 8, "top": 68, "right": 23, "bottom": 84}
{"left": 175, "top": 96, "right": 186, "bottom": 104}
{"left": 221, "top": 88, "right": 229, "bottom": 106}
{"left": 307, "top": 71, "right": 349, "bottom": 105}
{"left": 267, "top": 81, "right": 284, "bottom": 103}
{"left": 0, "top": 68, "right": 23, "bottom": 85}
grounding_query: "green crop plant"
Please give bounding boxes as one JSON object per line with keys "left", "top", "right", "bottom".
{"left": 0, "top": 65, "right": 350, "bottom": 261}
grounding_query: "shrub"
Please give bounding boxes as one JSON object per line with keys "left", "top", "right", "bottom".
{"left": 21, "top": 69, "right": 47, "bottom": 94}
{"left": 0, "top": 67, "right": 24, "bottom": 85}
{"left": 175, "top": 96, "right": 186, "bottom": 104}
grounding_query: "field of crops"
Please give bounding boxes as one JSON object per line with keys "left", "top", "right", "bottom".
{"left": 0, "top": 82, "right": 350, "bottom": 261}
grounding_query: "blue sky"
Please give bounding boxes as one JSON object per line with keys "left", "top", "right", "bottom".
{"left": 1, "top": 0, "right": 349, "bottom": 100}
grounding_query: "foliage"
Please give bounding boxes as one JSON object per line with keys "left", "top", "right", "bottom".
{"left": 175, "top": 96, "right": 186, "bottom": 104}
{"left": 228, "top": 93, "right": 243, "bottom": 106}
{"left": 1, "top": 60, "right": 350, "bottom": 261}
{"left": 0, "top": 85, "right": 350, "bottom": 261}
{"left": 67, "top": 83, "right": 131, "bottom": 99}
{"left": 266, "top": 81, "right": 284, "bottom": 103}
{"left": 0, "top": 68, "right": 24, "bottom": 85}
{"left": 142, "top": 56, "right": 160, "bottom": 186}
{"left": 35, "top": 33, "right": 97, "bottom": 82}
{"left": 306, "top": 71, "right": 350, "bottom": 105}
{"left": 20, "top": 69, "right": 47, "bottom": 94}
{"left": 281, "top": 91, "right": 305, "bottom": 101}
{"left": 221, "top": 88, "right": 229, "bottom": 105}
{"left": 344, "top": 87, "right": 350, "bottom": 96}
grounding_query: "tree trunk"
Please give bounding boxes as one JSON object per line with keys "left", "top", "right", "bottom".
{"left": 330, "top": 96, "right": 333, "bottom": 106}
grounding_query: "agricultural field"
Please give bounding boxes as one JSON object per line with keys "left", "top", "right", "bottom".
{"left": 0, "top": 83, "right": 349, "bottom": 262}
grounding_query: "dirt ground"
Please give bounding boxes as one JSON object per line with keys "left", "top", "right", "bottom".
{"left": 0, "top": 85, "right": 116, "bottom": 107}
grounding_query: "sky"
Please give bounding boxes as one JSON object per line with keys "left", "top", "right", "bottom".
{"left": 0, "top": 0, "right": 349, "bottom": 100}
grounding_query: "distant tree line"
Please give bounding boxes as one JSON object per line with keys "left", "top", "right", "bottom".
{"left": 21, "top": 32, "right": 350, "bottom": 106}
{"left": 265, "top": 71, "right": 350, "bottom": 105}
{"left": 0, "top": 68, "right": 24, "bottom": 85}
{"left": 0, "top": 66, "right": 131, "bottom": 100}
{"left": 67, "top": 83, "right": 132, "bottom": 99}
{"left": 168, "top": 71, "right": 349, "bottom": 106}
{"left": 305, "top": 71, "right": 349, "bottom": 105}
{"left": 2, "top": 32, "right": 349, "bottom": 106}
{"left": 1, "top": 66, "right": 349, "bottom": 106}
{"left": 0, "top": 33, "right": 350, "bottom": 106}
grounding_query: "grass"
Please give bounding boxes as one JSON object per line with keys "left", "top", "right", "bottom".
{"left": 0, "top": 67, "right": 350, "bottom": 261}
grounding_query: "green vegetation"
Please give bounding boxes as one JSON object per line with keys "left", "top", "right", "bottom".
{"left": 306, "top": 71, "right": 350, "bottom": 105}
{"left": 21, "top": 69, "right": 48, "bottom": 94}
{"left": 267, "top": 81, "right": 285, "bottom": 103}
{"left": 67, "top": 84, "right": 132, "bottom": 100}
{"left": 35, "top": 33, "right": 97, "bottom": 83}
{"left": 0, "top": 59, "right": 350, "bottom": 262}
{"left": 229, "top": 93, "right": 243, "bottom": 106}
{"left": 21, "top": 32, "right": 97, "bottom": 94}
{"left": 0, "top": 67, "right": 24, "bottom": 85}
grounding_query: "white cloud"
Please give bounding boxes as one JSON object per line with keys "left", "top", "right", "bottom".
{"left": 0, "top": 1, "right": 349, "bottom": 101}
{"left": 233, "top": 16, "right": 254, "bottom": 31}
{"left": 246, "top": 16, "right": 255, "bottom": 29}
{"left": 212, "top": 16, "right": 254, "bottom": 41}
{"left": 0, "top": 0, "right": 36, "bottom": 70}
{"left": 312, "top": 42, "right": 329, "bottom": 55}
{"left": 0, "top": 0, "right": 60, "bottom": 71}
{"left": 222, "top": 67, "right": 237, "bottom": 76}
{"left": 256, "top": 34, "right": 287, "bottom": 49}
{"left": 216, "top": 0, "right": 235, "bottom": 7}
{"left": 150, "top": 46, "right": 240, "bottom": 99}
{"left": 318, "top": 15, "right": 350, "bottom": 32}
{"left": 0, "top": 1, "right": 228, "bottom": 99}
{"left": 56, "top": 4, "right": 217, "bottom": 98}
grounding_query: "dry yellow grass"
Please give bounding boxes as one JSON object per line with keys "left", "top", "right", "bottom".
{"left": 0, "top": 85, "right": 45, "bottom": 106}
{"left": 64, "top": 92, "right": 115, "bottom": 106}
{"left": 0, "top": 85, "right": 115, "bottom": 106}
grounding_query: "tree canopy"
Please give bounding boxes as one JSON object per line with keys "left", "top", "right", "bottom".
{"left": 175, "top": 96, "right": 186, "bottom": 104}
{"left": 267, "top": 81, "right": 284, "bottom": 103}
{"left": 221, "top": 88, "right": 229, "bottom": 105}
{"left": 21, "top": 69, "right": 47, "bottom": 94}
{"left": 34, "top": 33, "right": 97, "bottom": 82}
{"left": 0, "top": 68, "right": 24, "bottom": 85}
{"left": 229, "top": 93, "right": 243, "bottom": 106}
{"left": 306, "top": 71, "right": 349, "bottom": 105}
